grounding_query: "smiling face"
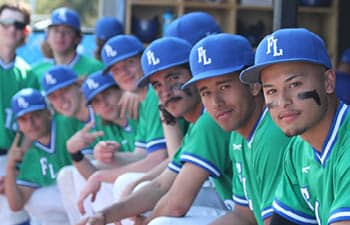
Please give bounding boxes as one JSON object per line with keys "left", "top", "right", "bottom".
{"left": 17, "top": 109, "right": 51, "bottom": 141}
{"left": 196, "top": 73, "right": 258, "bottom": 132}
{"left": 109, "top": 55, "right": 144, "bottom": 92}
{"left": 47, "top": 84, "right": 83, "bottom": 118}
{"left": 91, "top": 86, "right": 123, "bottom": 122}
{"left": 149, "top": 65, "right": 201, "bottom": 118}
{"left": 260, "top": 61, "right": 334, "bottom": 137}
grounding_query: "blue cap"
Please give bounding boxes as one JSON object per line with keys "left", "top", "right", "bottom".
{"left": 138, "top": 37, "right": 192, "bottom": 87}
{"left": 101, "top": 35, "right": 144, "bottom": 74}
{"left": 340, "top": 48, "right": 350, "bottom": 64}
{"left": 81, "top": 70, "right": 117, "bottom": 104}
{"left": 164, "top": 11, "right": 222, "bottom": 46}
{"left": 49, "top": 7, "right": 81, "bottom": 32}
{"left": 41, "top": 66, "right": 78, "bottom": 96}
{"left": 240, "top": 28, "right": 332, "bottom": 84}
{"left": 95, "top": 16, "right": 124, "bottom": 41}
{"left": 183, "top": 33, "right": 254, "bottom": 88}
{"left": 11, "top": 88, "right": 47, "bottom": 119}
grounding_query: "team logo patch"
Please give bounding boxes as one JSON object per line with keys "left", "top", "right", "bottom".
{"left": 266, "top": 35, "right": 283, "bottom": 57}
{"left": 17, "top": 97, "right": 29, "bottom": 108}
{"left": 57, "top": 9, "right": 67, "bottom": 22}
{"left": 45, "top": 73, "right": 57, "bottom": 85}
{"left": 197, "top": 46, "right": 212, "bottom": 65}
{"left": 302, "top": 166, "right": 311, "bottom": 174}
{"left": 146, "top": 50, "right": 160, "bottom": 66}
{"left": 232, "top": 144, "right": 242, "bottom": 151}
{"left": 86, "top": 78, "right": 99, "bottom": 90}
{"left": 104, "top": 44, "right": 117, "bottom": 57}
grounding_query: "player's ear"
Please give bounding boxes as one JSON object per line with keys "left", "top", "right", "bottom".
{"left": 249, "top": 83, "right": 262, "bottom": 97}
{"left": 23, "top": 25, "right": 31, "bottom": 36}
{"left": 324, "top": 69, "right": 336, "bottom": 94}
{"left": 74, "top": 31, "right": 82, "bottom": 46}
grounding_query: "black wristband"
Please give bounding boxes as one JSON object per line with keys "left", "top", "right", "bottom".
{"left": 158, "top": 104, "right": 177, "bottom": 125}
{"left": 70, "top": 151, "right": 84, "bottom": 162}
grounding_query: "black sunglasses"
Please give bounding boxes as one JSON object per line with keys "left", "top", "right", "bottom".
{"left": 0, "top": 19, "right": 26, "bottom": 30}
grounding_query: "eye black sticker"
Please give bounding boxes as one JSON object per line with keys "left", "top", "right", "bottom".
{"left": 297, "top": 90, "right": 321, "bottom": 106}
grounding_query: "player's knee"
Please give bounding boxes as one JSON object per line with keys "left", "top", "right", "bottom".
{"left": 133, "top": 180, "right": 151, "bottom": 192}
{"left": 113, "top": 172, "right": 135, "bottom": 187}
{"left": 56, "top": 165, "right": 74, "bottom": 188}
{"left": 147, "top": 217, "right": 176, "bottom": 225}
{"left": 112, "top": 172, "right": 143, "bottom": 198}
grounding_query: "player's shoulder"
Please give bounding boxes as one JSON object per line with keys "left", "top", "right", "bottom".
{"left": 325, "top": 104, "right": 350, "bottom": 157}
{"left": 31, "top": 59, "right": 53, "bottom": 70}
{"left": 339, "top": 106, "right": 350, "bottom": 139}
{"left": 145, "top": 86, "right": 158, "bottom": 100}
{"left": 334, "top": 111, "right": 350, "bottom": 156}
{"left": 77, "top": 54, "right": 103, "bottom": 68}
{"left": 30, "top": 60, "right": 53, "bottom": 76}
{"left": 78, "top": 54, "right": 98, "bottom": 62}
{"left": 14, "top": 56, "right": 31, "bottom": 70}
{"left": 141, "top": 86, "right": 160, "bottom": 110}
{"left": 194, "top": 111, "right": 228, "bottom": 134}
{"left": 53, "top": 113, "right": 81, "bottom": 135}
{"left": 256, "top": 112, "right": 291, "bottom": 147}
{"left": 22, "top": 142, "right": 41, "bottom": 162}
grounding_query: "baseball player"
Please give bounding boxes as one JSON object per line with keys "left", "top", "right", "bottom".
{"left": 5, "top": 88, "right": 76, "bottom": 225}
{"left": 81, "top": 70, "right": 138, "bottom": 154}
{"left": 182, "top": 33, "right": 292, "bottom": 225}
{"left": 31, "top": 7, "right": 103, "bottom": 90}
{"left": 76, "top": 36, "right": 232, "bottom": 225}
{"left": 108, "top": 12, "right": 222, "bottom": 213}
{"left": 112, "top": 11, "right": 225, "bottom": 201}
{"left": 94, "top": 16, "right": 124, "bottom": 61}
{"left": 41, "top": 66, "right": 138, "bottom": 224}
{"left": 0, "top": 2, "right": 39, "bottom": 224}
{"left": 33, "top": 8, "right": 139, "bottom": 121}
{"left": 76, "top": 12, "right": 224, "bottom": 225}
{"left": 41, "top": 66, "right": 139, "bottom": 155}
{"left": 240, "top": 28, "right": 350, "bottom": 225}
{"left": 75, "top": 35, "right": 173, "bottom": 211}
{"left": 41, "top": 66, "right": 128, "bottom": 156}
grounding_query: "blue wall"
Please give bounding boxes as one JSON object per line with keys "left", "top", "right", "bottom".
{"left": 16, "top": 31, "right": 97, "bottom": 65}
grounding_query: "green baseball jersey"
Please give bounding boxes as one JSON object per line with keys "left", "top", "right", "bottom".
{"left": 273, "top": 103, "right": 350, "bottom": 225}
{"left": 134, "top": 87, "right": 166, "bottom": 153}
{"left": 119, "top": 119, "right": 138, "bottom": 152}
{"left": 0, "top": 57, "right": 39, "bottom": 151}
{"left": 32, "top": 54, "right": 103, "bottom": 90}
{"left": 16, "top": 115, "right": 76, "bottom": 188}
{"left": 68, "top": 106, "right": 138, "bottom": 155}
{"left": 168, "top": 111, "right": 233, "bottom": 208}
{"left": 230, "top": 108, "right": 291, "bottom": 225}
{"left": 96, "top": 118, "right": 138, "bottom": 153}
